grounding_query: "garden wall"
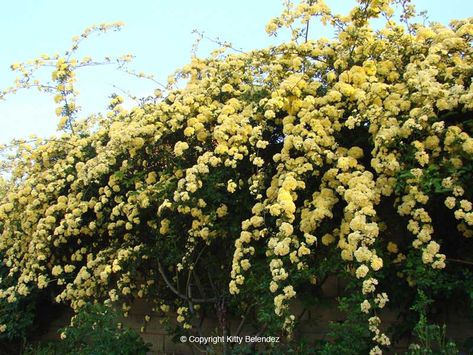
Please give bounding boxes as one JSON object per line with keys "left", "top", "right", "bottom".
{"left": 40, "top": 275, "right": 473, "bottom": 354}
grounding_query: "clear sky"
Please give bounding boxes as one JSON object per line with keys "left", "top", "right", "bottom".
{"left": 1, "top": 0, "right": 472, "bottom": 144}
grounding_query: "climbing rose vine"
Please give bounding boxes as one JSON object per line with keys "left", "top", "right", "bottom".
{"left": 1, "top": 1, "right": 473, "bottom": 353}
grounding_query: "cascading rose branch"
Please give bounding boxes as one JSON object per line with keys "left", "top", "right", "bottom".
{"left": 1, "top": 21, "right": 131, "bottom": 132}
{"left": 0, "top": 0, "right": 472, "bottom": 353}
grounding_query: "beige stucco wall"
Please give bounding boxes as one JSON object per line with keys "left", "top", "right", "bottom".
{"left": 40, "top": 276, "right": 473, "bottom": 354}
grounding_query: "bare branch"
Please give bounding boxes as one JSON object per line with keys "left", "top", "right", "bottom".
{"left": 157, "top": 260, "right": 216, "bottom": 303}
{"left": 447, "top": 258, "right": 473, "bottom": 266}
{"left": 236, "top": 303, "right": 256, "bottom": 336}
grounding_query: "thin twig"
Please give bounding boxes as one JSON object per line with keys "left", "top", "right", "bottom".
{"left": 235, "top": 303, "right": 256, "bottom": 336}
{"left": 193, "top": 270, "right": 207, "bottom": 299}
{"left": 447, "top": 258, "right": 473, "bottom": 266}
{"left": 305, "top": 20, "right": 310, "bottom": 43}
{"left": 157, "top": 260, "right": 216, "bottom": 303}
{"left": 192, "top": 29, "right": 244, "bottom": 54}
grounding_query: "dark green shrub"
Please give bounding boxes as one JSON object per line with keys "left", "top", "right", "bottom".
{"left": 24, "top": 303, "right": 150, "bottom": 355}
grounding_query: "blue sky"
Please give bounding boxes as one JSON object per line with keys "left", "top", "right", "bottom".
{"left": 1, "top": 0, "right": 472, "bottom": 144}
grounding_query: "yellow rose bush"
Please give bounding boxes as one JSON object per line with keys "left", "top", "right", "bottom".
{"left": 1, "top": 0, "right": 473, "bottom": 353}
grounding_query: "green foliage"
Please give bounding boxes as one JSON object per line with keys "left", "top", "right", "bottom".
{"left": 407, "top": 291, "right": 459, "bottom": 355}
{"left": 24, "top": 303, "right": 150, "bottom": 355}
{"left": 0, "top": 257, "right": 37, "bottom": 345}
{"left": 317, "top": 292, "right": 371, "bottom": 355}
{"left": 0, "top": 294, "right": 36, "bottom": 342}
